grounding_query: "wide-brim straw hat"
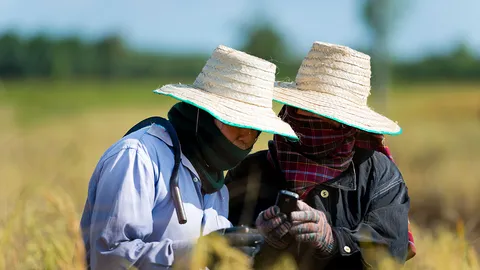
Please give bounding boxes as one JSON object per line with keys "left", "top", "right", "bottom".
{"left": 153, "top": 45, "right": 299, "bottom": 140}
{"left": 274, "top": 41, "right": 402, "bottom": 135}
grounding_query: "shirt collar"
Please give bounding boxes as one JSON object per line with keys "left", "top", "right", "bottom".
{"left": 146, "top": 124, "right": 200, "bottom": 179}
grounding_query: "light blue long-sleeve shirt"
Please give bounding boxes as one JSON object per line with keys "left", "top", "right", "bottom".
{"left": 80, "top": 124, "right": 232, "bottom": 269}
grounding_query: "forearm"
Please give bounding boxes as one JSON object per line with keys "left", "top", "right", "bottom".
{"left": 90, "top": 238, "right": 193, "bottom": 270}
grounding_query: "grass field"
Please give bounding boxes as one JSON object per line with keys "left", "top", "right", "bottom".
{"left": 0, "top": 79, "right": 479, "bottom": 269}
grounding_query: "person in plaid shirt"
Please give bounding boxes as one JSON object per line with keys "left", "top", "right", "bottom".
{"left": 225, "top": 42, "right": 416, "bottom": 269}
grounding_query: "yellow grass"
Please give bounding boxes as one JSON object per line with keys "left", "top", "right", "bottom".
{"left": 0, "top": 81, "right": 479, "bottom": 269}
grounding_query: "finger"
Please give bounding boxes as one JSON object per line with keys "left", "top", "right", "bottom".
{"left": 271, "top": 221, "right": 292, "bottom": 238}
{"left": 297, "top": 200, "right": 312, "bottom": 211}
{"left": 262, "top": 206, "right": 280, "bottom": 220}
{"left": 257, "top": 215, "right": 287, "bottom": 233}
{"left": 289, "top": 223, "right": 319, "bottom": 236}
{"left": 256, "top": 207, "right": 280, "bottom": 229}
{"left": 290, "top": 210, "right": 321, "bottom": 223}
{"left": 293, "top": 233, "right": 320, "bottom": 243}
{"left": 291, "top": 218, "right": 320, "bottom": 226}
{"left": 264, "top": 214, "right": 288, "bottom": 231}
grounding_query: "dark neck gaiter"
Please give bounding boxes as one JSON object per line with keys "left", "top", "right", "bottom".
{"left": 168, "top": 102, "right": 252, "bottom": 194}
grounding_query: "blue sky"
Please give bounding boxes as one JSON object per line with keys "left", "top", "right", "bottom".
{"left": 1, "top": 0, "right": 479, "bottom": 60}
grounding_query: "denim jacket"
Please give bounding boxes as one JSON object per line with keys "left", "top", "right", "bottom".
{"left": 225, "top": 141, "right": 410, "bottom": 270}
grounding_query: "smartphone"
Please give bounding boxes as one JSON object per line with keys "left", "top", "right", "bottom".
{"left": 275, "top": 190, "right": 299, "bottom": 216}
{"left": 223, "top": 225, "right": 251, "bottom": 234}
{"left": 217, "top": 226, "right": 264, "bottom": 246}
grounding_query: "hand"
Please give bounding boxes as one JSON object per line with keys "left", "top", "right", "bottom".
{"left": 289, "top": 201, "right": 337, "bottom": 254}
{"left": 255, "top": 206, "right": 293, "bottom": 250}
{"left": 215, "top": 226, "right": 264, "bottom": 257}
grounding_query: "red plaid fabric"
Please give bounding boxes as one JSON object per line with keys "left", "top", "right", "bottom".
{"left": 269, "top": 106, "right": 357, "bottom": 199}
{"left": 267, "top": 105, "right": 416, "bottom": 259}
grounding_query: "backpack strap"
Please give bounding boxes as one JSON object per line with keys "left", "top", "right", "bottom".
{"left": 123, "top": 116, "right": 187, "bottom": 224}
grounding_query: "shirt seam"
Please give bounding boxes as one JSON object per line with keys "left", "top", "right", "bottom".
{"left": 370, "top": 178, "right": 402, "bottom": 201}
{"left": 101, "top": 146, "right": 151, "bottom": 169}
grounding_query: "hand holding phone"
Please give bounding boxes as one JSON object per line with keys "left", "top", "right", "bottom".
{"left": 212, "top": 226, "right": 264, "bottom": 258}
{"left": 275, "top": 190, "right": 299, "bottom": 217}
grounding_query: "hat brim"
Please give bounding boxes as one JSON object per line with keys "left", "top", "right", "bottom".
{"left": 274, "top": 82, "right": 402, "bottom": 135}
{"left": 154, "top": 84, "right": 299, "bottom": 140}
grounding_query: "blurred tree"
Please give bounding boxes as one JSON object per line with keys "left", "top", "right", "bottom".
{"left": 240, "top": 22, "right": 289, "bottom": 63}
{"left": 0, "top": 32, "right": 25, "bottom": 78}
{"left": 393, "top": 42, "right": 480, "bottom": 82}
{"left": 0, "top": 27, "right": 478, "bottom": 83}
{"left": 361, "top": 0, "right": 408, "bottom": 111}
{"left": 50, "top": 37, "right": 76, "bottom": 79}
{"left": 94, "top": 35, "right": 125, "bottom": 79}
{"left": 63, "top": 37, "right": 92, "bottom": 76}
{"left": 238, "top": 11, "right": 298, "bottom": 80}
{"left": 239, "top": 0, "right": 287, "bottom": 62}
{"left": 24, "top": 34, "right": 53, "bottom": 77}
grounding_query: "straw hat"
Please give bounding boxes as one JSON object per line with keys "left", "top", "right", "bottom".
{"left": 153, "top": 45, "right": 299, "bottom": 140}
{"left": 274, "top": 41, "right": 402, "bottom": 135}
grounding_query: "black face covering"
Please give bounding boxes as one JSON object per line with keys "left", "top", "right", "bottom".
{"left": 168, "top": 102, "right": 253, "bottom": 194}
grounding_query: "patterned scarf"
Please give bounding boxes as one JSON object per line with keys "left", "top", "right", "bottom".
{"left": 268, "top": 105, "right": 358, "bottom": 199}
{"left": 267, "top": 105, "right": 416, "bottom": 259}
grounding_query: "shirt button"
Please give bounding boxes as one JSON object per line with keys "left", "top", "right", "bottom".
{"left": 193, "top": 177, "right": 199, "bottom": 183}
{"left": 320, "top": 190, "right": 329, "bottom": 198}
{"left": 344, "top": 246, "right": 351, "bottom": 253}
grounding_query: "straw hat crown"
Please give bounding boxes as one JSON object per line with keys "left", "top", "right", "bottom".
{"left": 294, "top": 41, "right": 372, "bottom": 106}
{"left": 192, "top": 45, "right": 276, "bottom": 108}
{"left": 274, "top": 41, "right": 401, "bottom": 135}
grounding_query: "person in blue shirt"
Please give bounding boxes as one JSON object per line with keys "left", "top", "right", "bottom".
{"left": 79, "top": 45, "right": 298, "bottom": 269}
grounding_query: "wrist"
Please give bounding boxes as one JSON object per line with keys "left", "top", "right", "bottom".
{"left": 315, "top": 239, "right": 338, "bottom": 259}
{"left": 316, "top": 225, "right": 337, "bottom": 255}
{"left": 323, "top": 235, "right": 338, "bottom": 255}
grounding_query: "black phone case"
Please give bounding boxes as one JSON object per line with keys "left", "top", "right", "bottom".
{"left": 275, "top": 190, "right": 299, "bottom": 215}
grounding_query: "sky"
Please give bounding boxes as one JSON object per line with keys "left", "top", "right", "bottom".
{"left": 1, "top": 0, "right": 479, "bottom": 61}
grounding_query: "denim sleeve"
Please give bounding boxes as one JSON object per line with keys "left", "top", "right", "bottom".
{"left": 88, "top": 147, "right": 192, "bottom": 270}
{"left": 331, "top": 160, "right": 410, "bottom": 268}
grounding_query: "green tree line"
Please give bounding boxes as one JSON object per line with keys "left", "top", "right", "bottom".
{"left": 0, "top": 30, "right": 479, "bottom": 83}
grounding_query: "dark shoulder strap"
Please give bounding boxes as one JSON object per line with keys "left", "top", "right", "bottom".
{"left": 123, "top": 116, "right": 181, "bottom": 165}
{"left": 123, "top": 116, "right": 187, "bottom": 223}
